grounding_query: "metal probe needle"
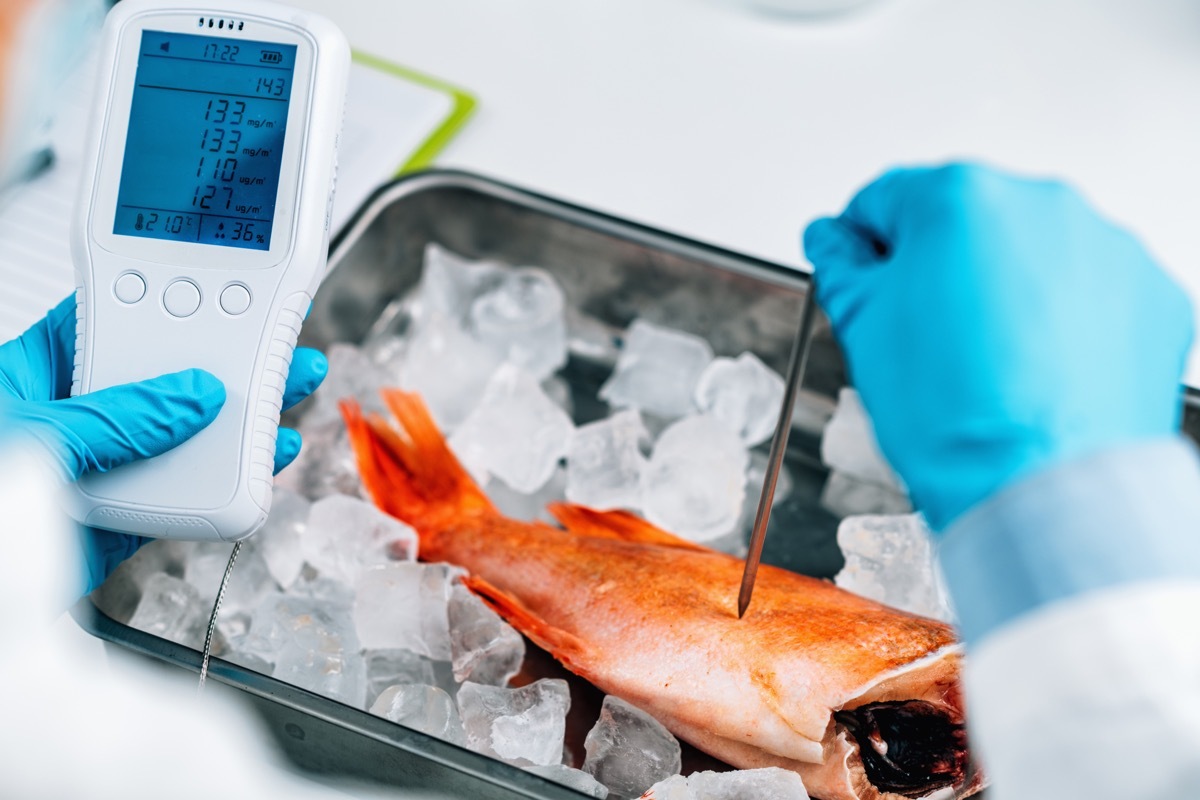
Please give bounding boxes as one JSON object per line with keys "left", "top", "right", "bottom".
{"left": 737, "top": 284, "right": 819, "bottom": 618}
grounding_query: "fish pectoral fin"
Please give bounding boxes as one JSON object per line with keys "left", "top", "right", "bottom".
{"left": 546, "top": 503, "right": 714, "bottom": 553}
{"left": 461, "top": 574, "right": 595, "bottom": 677}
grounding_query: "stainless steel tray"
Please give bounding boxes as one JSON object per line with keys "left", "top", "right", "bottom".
{"left": 73, "top": 169, "right": 1200, "bottom": 798}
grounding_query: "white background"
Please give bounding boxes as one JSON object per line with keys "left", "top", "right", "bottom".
{"left": 282, "top": 0, "right": 1200, "bottom": 387}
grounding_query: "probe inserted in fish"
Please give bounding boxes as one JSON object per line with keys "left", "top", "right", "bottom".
{"left": 737, "top": 283, "right": 819, "bottom": 618}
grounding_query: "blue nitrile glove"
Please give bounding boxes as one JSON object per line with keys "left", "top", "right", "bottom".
{"left": 804, "top": 163, "right": 1194, "bottom": 532}
{"left": 0, "top": 296, "right": 328, "bottom": 594}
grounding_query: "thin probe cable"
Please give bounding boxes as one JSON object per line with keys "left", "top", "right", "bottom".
{"left": 197, "top": 540, "right": 243, "bottom": 692}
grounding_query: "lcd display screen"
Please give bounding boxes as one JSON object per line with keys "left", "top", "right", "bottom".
{"left": 112, "top": 30, "right": 298, "bottom": 251}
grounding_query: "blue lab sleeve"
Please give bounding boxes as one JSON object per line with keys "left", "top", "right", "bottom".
{"left": 939, "top": 437, "right": 1200, "bottom": 799}
{"left": 938, "top": 435, "right": 1200, "bottom": 648}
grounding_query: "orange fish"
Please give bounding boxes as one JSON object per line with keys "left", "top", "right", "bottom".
{"left": 342, "top": 390, "right": 984, "bottom": 800}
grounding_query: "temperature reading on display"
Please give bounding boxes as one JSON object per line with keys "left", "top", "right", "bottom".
{"left": 134, "top": 211, "right": 190, "bottom": 234}
{"left": 112, "top": 31, "right": 297, "bottom": 250}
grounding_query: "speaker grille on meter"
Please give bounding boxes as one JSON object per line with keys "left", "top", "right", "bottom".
{"left": 198, "top": 17, "right": 245, "bottom": 31}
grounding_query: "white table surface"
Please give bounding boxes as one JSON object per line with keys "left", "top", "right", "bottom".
{"left": 282, "top": 0, "right": 1200, "bottom": 388}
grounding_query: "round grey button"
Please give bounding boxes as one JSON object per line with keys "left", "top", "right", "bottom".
{"left": 220, "top": 283, "right": 252, "bottom": 316}
{"left": 113, "top": 272, "right": 146, "bottom": 304}
{"left": 163, "top": 279, "right": 201, "bottom": 318}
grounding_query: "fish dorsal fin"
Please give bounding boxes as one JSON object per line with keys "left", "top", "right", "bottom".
{"left": 546, "top": 503, "right": 714, "bottom": 553}
{"left": 461, "top": 574, "right": 596, "bottom": 680}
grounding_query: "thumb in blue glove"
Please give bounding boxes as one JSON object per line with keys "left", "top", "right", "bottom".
{"left": 7, "top": 367, "right": 227, "bottom": 480}
{"left": 804, "top": 163, "right": 1193, "bottom": 532}
{"left": 0, "top": 296, "right": 329, "bottom": 594}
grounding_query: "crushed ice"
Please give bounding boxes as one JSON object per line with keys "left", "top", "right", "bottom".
{"left": 640, "top": 767, "right": 809, "bottom": 799}
{"left": 834, "top": 514, "right": 954, "bottom": 622}
{"left": 103, "top": 243, "right": 943, "bottom": 796}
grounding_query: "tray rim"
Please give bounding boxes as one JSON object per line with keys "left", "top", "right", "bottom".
{"left": 328, "top": 168, "right": 815, "bottom": 298}
{"left": 329, "top": 168, "right": 1200, "bottom": 410}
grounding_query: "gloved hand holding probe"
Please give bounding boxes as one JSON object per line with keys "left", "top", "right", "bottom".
{"left": 804, "top": 163, "right": 1194, "bottom": 534}
{"left": 805, "top": 162, "right": 1200, "bottom": 800}
{"left": 0, "top": 296, "right": 327, "bottom": 596}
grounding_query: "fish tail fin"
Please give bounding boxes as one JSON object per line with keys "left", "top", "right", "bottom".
{"left": 547, "top": 502, "right": 714, "bottom": 553}
{"left": 461, "top": 574, "right": 594, "bottom": 678}
{"left": 340, "top": 390, "right": 494, "bottom": 530}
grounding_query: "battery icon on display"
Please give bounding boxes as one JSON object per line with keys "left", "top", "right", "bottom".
{"left": 260, "top": 50, "right": 283, "bottom": 64}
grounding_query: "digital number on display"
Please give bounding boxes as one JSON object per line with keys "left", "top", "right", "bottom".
{"left": 112, "top": 31, "right": 298, "bottom": 251}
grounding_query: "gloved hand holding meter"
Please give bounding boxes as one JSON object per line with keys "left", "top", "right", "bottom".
{"left": 0, "top": 296, "right": 328, "bottom": 595}
{"left": 0, "top": 0, "right": 348, "bottom": 594}
{"left": 70, "top": 0, "right": 347, "bottom": 536}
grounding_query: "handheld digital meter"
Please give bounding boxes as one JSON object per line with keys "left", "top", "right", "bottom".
{"left": 67, "top": 0, "right": 349, "bottom": 541}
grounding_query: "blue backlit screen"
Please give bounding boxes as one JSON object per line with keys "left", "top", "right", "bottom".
{"left": 113, "top": 31, "right": 297, "bottom": 251}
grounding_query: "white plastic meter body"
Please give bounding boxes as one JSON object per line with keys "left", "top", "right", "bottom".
{"left": 67, "top": 0, "right": 349, "bottom": 541}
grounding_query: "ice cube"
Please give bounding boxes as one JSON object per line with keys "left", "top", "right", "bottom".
{"left": 820, "top": 388, "right": 905, "bottom": 493}
{"left": 486, "top": 466, "right": 567, "bottom": 524}
{"left": 398, "top": 312, "right": 504, "bottom": 431}
{"left": 639, "top": 774, "right": 693, "bottom": 799}
{"left": 469, "top": 267, "right": 568, "bottom": 381}
{"left": 791, "top": 389, "right": 837, "bottom": 436}
{"left": 542, "top": 375, "right": 575, "bottom": 418}
{"left": 184, "top": 543, "right": 277, "bottom": 617}
{"left": 599, "top": 321, "right": 714, "bottom": 419}
{"left": 566, "top": 305, "right": 622, "bottom": 366}
{"left": 353, "top": 563, "right": 462, "bottom": 659}
{"left": 457, "top": 679, "right": 571, "bottom": 767}
{"left": 254, "top": 486, "right": 309, "bottom": 589}
{"left": 369, "top": 684, "right": 467, "bottom": 744}
{"left": 688, "top": 768, "right": 809, "bottom": 799}
{"left": 583, "top": 695, "right": 681, "bottom": 798}
{"left": 301, "top": 343, "right": 389, "bottom": 429}
{"left": 364, "top": 648, "right": 440, "bottom": 707}
{"left": 819, "top": 470, "right": 912, "bottom": 518}
{"left": 449, "top": 364, "right": 575, "bottom": 494}
{"left": 416, "top": 243, "right": 507, "bottom": 326}
{"left": 290, "top": 573, "right": 355, "bottom": 610}
{"left": 834, "top": 514, "right": 954, "bottom": 622}
{"left": 303, "top": 494, "right": 419, "bottom": 585}
{"left": 361, "top": 300, "right": 413, "bottom": 368}
{"left": 252, "top": 593, "right": 367, "bottom": 707}
{"left": 694, "top": 352, "right": 786, "bottom": 447}
{"left": 92, "top": 539, "right": 196, "bottom": 624}
{"left": 641, "top": 415, "right": 748, "bottom": 542}
{"left": 525, "top": 764, "right": 610, "bottom": 799}
{"left": 449, "top": 583, "right": 525, "bottom": 686}
{"left": 744, "top": 450, "right": 794, "bottom": 513}
{"left": 566, "top": 409, "right": 650, "bottom": 511}
{"left": 639, "top": 769, "right": 810, "bottom": 800}
{"left": 275, "top": 417, "right": 365, "bottom": 502}
{"left": 727, "top": 450, "right": 797, "bottom": 556}
{"left": 127, "top": 573, "right": 209, "bottom": 649}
